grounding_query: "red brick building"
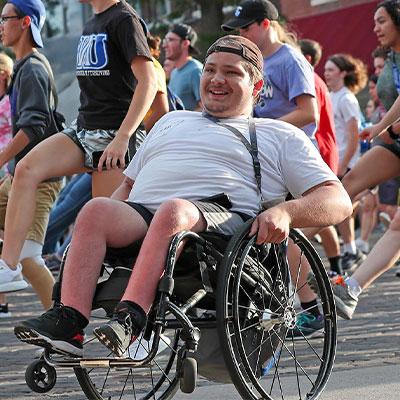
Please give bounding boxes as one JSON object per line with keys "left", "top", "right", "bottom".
{"left": 280, "top": 0, "right": 380, "bottom": 75}
{"left": 280, "top": 0, "right": 378, "bottom": 20}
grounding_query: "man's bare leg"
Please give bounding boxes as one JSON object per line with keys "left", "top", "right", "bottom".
{"left": 61, "top": 198, "right": 149, "bottom": 319}
{"left": 121, "top": 199, "right": 207, "bottom": 313}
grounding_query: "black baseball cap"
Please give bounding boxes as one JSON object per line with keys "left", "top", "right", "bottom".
{"left": 170, "top": 23, "right": 200, "bottom": 55}
{"left": 221, "top": 0, "right": 279, "bottom": 32}
{"left": 205, "top": 35, "right": 264, "bottom": 75}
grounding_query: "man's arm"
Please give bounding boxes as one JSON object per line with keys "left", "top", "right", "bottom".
{"left": 250, "top": 181, "right": 352, "bottom": 244}
{"left": 111, "top": 176, "right": 134, "bottom": 201}
{"left": 0, "top": 130, "right": 30, "bottom": 167}
{"left": 338, "top": 117, "right": 358, "bottom": 177}
{"left": 278, "top": 94, "right": 319, "bottom": 128}
{"left": 98, "top": 56, "right": 157, "bottom": 171}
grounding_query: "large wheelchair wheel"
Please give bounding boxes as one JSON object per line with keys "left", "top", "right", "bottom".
{"left": 217, "top": 221, "right": 336, "bottom": 400}
{"left": 74, "top": 326, "right": 182, "bottom": 400}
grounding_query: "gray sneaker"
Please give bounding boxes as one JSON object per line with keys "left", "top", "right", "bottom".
{"left": 332, "top": 283, "right": 358, "bottom": 320}
{"left": 93, "top": 302, "right": 146, "bottom": 357}
{"left": 341, "top": 250, "right": 366, "bottom": 273}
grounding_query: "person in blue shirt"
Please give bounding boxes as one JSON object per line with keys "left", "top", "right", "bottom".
{"left": 163, "top": 24, "right": 203, "bottom": 111}
{"left": 222, "top": 0, "right": 318, "bottom": 145}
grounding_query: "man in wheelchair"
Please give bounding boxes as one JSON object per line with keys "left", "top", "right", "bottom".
{"left": 14, "top": 36, "right": 352, "bottom": 358}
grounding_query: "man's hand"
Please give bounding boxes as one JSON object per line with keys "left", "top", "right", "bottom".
{"left": 249, "top": 207, "right": 292, "bottom": 244}
{"left": 359, "top": 124, "right": 382, "bottom": 141}
{"left": 97, "top": 134, "right": 130, "bottom": 172}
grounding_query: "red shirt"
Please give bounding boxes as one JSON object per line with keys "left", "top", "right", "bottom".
{"left": 314, "top": 72, "right": 339, "bottom": 174}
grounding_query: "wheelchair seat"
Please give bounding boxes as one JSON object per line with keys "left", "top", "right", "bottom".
{"left": 32, "top": 222, "right": 337, "bottom": 400}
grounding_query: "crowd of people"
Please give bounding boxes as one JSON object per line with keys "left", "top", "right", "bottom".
{"left": 0, "top": 0, "right": 396, "bottom": 369}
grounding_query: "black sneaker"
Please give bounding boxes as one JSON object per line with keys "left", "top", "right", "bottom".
{"left": 342, "top": 250, "right": 366, "bottom": 273}
{"left": 93, "top": 301, "right": 147, "bottom": 357}
{"left": 14, "top": 304, "right": 85, "bottom": 357}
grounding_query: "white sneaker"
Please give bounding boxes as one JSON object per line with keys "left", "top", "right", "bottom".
{"left": 124, "top": 333, "right": 171, "bottom": 359}
{"left": 0, "top": 259, "right": 28, "bottom": 293}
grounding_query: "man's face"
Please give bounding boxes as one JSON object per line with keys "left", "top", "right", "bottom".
{"left": 0, "top": 4, "right": 23, "bottom": 48}
{"left": 373, "top": 56, "right": 385, "bottom": 76}
{"left": 162, "top": 32, "right": 183, "bottom": 61}
{"left": 239, "top": 21, "right": 265, "bottom": 51}
{"left": 200, "top": 51, "right": 258, "bottom": 118}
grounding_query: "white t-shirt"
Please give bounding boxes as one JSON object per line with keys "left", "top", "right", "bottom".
{"left": 124, "top": 111, "right": 338, "bottom": 217}
{"left": 330, "top": 86, "right": 360, "bottom": 169}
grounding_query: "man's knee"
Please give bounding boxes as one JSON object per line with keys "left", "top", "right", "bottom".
{"left": 154, "top": 198, "right": 198, "bottom": 231}
{"left": 76, "top": 197, "right": 114, "bottom": 225}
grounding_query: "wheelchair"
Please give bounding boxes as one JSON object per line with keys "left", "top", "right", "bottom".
{"left": 22, "top": 219, "right": 337, "bottom": 400}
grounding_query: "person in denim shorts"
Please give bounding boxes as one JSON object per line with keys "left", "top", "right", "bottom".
{"left": 0, "top": 0, "right": 63, "bottom": 308}
{"left": 0, "top": 0, "right": 157, "bottom": 293}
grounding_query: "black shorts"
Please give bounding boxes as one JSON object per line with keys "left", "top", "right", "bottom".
{"left": 125, "top": 202, "right": 154, "bottom": 226}
{"left": 124, "top": 200, "right": 250, "bottom": 236}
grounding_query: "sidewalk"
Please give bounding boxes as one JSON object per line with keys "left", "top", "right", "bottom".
{"left": 1, "top": 256, "right": 399, "bottom": 399}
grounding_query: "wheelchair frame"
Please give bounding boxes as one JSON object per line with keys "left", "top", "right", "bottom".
{"left": 22, "top": 221, "right": 337, "bottom": 400}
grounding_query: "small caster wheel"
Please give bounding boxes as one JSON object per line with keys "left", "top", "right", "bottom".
{"left": 180, "top": 357, "right": 197, "bottom": 394}
{"left": 25, "top": 359, "right": 57, "bottom": 393}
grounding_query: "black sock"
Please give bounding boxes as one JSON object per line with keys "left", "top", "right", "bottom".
{"left": 328, "top": 256, "right": 343, "bottom": 275}
{"left": 63, "top": 306, "right": 89, "bottom": 330}
{"left": 117, "top": 301, "right": 147, "bottom": 334}
{"left": 301, "top": 299, "right": 320, "bottom": 318}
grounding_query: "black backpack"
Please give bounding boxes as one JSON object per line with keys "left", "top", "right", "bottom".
{"left": 29, "top": 53, "right": 66, "bottom": 133}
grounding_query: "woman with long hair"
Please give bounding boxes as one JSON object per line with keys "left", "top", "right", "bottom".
{"left": 324, "top": 53, "right": 368, "bottom": 271}
{"left": 324, "top": 0, "right": 400, "bottom": 319}
{"left": 344, "top": 0, "right": 400, "bottom": 197}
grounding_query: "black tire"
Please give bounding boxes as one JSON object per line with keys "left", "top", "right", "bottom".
{"left": 74, "top": 328, "right": 181, "bottom": 400}
{"left": 25, "top": 359, "right": 57, "bottom": 393}
{"left": 179, "top": 357, "right": 197, "bottom": 394}
{"left": 217, "top": 222, "right": 337, "bottom": 400}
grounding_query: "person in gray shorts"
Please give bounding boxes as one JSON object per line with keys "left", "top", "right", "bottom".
{"left": 14, "top": 35, "right": 352, "bottom": 358}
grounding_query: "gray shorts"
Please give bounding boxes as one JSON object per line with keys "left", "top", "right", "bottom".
{"left": 62, "top": 120, "right": 144, "bottom": 170}
{"left": 125, "top": 200, "right": 249, "bottom": 237}
{"left": 192, "top": 200, "right": 249, "bottom": 236}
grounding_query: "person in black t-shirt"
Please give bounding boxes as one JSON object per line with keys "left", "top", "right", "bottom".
{"left": 0, "top": 0, "right": 157, "bottom": 278}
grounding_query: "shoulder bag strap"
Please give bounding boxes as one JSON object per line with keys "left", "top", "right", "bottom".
{"left": 203, "top": 112, "right": 264, "bottom": 206}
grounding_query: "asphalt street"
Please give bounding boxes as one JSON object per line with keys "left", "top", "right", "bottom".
{"left": 0, "top": 256, "right": 399, "bottom": 400}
